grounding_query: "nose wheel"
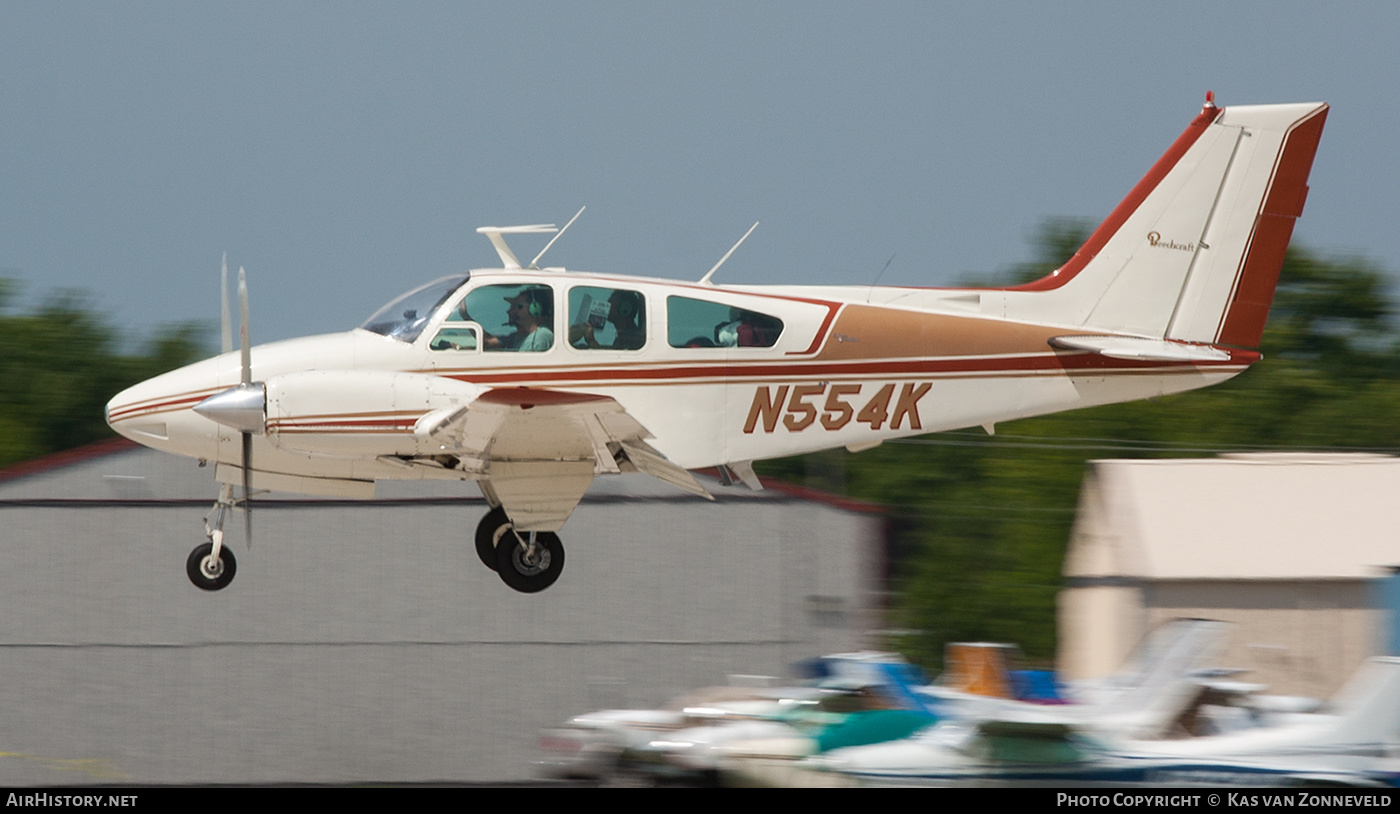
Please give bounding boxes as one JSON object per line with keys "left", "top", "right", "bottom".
{"left": 476, "top": 507, "right": 565, "bottom": 593}
{"left": 187, "top": 542, "right": 237, "bottom": 591}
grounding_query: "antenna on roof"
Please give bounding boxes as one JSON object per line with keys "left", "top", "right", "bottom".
{"left": 698, "top": 221, "right": 759, "bottom": 286}
{"left": 529, "top": 206, "right": 585, "bottom": 269}
{"left": 476, "top": 223, "right": 557, "bottom": 269}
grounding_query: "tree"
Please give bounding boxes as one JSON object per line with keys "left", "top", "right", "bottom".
{"left": 0, "top": 280, "right": 207, "bottom": 467}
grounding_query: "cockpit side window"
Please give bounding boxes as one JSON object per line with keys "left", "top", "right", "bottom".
{"left": 667, "top": 296, "right": 784, "bottom": 348}
{"left": 454, "top": 283, "right": 556, "bottom": 352}
{"left": 428, "top": 325, "right": 479, "bottom": 351}
{"left": 568, "top": 286, "right": 646, "bottom": 350}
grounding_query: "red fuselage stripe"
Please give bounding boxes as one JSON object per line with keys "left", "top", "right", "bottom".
{"left": 109, "top": 352, "right": 1254, "bottom": 424}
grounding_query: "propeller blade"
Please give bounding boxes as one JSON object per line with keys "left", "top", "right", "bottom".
{"left": 221, "top": 254, "right": 233, "bottom": 355}
{"left": 237, "top": 266, "right": 253, "bottom": 548}
{"left": 238, "top": 267, "right": 251, "bottom": 385}
{"left": 242, "top": 431, "right": 253, "bottom": 549}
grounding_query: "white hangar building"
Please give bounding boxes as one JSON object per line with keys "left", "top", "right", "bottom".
{"left": 0, "top": 439, "right": 882, "bottom": 785}
{"left": 1059, "top": 454, "right": 1400, "bottom": 699}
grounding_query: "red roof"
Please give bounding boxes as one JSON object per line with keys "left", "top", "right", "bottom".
{"left": 0, "top": 437, "right": 140, "bottom": 485}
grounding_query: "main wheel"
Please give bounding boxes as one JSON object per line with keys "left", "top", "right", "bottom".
{"left": 495, "top": 530, "right": 565, "bottom": 593}
{"left": 475, "top": 506, "right": 511, "bottom": 572}
{"left": 186, "top": 542, "right": 237, "bottom": 591}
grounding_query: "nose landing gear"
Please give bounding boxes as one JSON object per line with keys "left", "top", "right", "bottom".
{"left": 188, "top": 484, "right": 239, "bottom": 591}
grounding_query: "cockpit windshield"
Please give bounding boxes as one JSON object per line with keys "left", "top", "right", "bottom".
{"left": 359, "top": 274, "right": 469, "bottom": 343}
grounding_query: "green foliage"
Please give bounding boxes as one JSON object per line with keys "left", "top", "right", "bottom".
{"left": 760, "top": 224, "right": 1400, "bottom": 673}
{"left": 0, "top": 280, "right": 208, "bottom": 467}
{"left": 965, "top": 218, "right": 1095, "bottom": 287}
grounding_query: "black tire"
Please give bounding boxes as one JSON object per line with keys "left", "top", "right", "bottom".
{"left": 186, "top": 542, "right": 237, "bottom": 591}
{"left": 475, "top": 506, "right": 510, "bottom": 572}
{"left": 495, "top": 530, "right": 565, "bottom": 593}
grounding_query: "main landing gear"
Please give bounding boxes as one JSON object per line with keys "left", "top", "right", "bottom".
{"left": 188, "top": 484, "right": 239, "bottom": 591}
{"left": 475, "top": 506, "right": 566, "bottom": 594}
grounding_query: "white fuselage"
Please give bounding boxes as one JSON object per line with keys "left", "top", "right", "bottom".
{"left": 106, "top": 268, "right": 1251, "bottom": 496}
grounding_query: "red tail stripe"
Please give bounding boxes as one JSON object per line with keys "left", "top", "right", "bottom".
{"left": 1217, "top": 105, "right": 1329, "bottom": 348}
{"left": 1006, "top": 105, "right": 1224, "bottom": 292}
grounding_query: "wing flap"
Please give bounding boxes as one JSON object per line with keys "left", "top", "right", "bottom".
{"left": 618, "top": 439, "right": 714, "bottom": 499}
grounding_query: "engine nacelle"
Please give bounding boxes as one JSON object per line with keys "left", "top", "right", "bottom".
{"left": 265, "top": 370, "right": 486, "bottom": 456}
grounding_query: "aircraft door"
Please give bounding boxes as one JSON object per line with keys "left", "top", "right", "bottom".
{"left": 427, "top": 282, "right": 560, "bottom": 371}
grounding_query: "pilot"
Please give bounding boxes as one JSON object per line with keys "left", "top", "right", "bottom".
{"left": 495, "top": 286, "right": 554, "bottom": 352}
{"left": 571, "top": 290, "right": 645, "bottom": 350}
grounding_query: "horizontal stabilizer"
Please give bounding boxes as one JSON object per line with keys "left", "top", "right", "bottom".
{"left": 1049, "top": 335, "right": 1232, "bottom": 362}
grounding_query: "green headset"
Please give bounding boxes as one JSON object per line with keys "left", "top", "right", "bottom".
{"left": 521, "top": 286, "right": 548, "bottom": 318}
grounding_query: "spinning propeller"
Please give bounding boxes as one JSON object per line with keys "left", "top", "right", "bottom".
{"left": 193, "top": 257, "right": 262, "bottom": 548}
{"left": 237, "top": 266, "right": 254, "bottom": 547}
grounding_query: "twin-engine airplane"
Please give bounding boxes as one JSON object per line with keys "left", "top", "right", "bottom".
{"left": 106, "top": 96, "right": 1328, "bottom": 594}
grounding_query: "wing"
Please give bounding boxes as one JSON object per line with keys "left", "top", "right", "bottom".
{"left": 253, "top": 371, "right": 711, "bottom": 529}
{"left": 417, "top": 387, "right": 712, "bottom": 532}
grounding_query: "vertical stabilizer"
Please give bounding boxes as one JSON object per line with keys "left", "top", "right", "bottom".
{"left": 1316, "top": 656, "right": 1400, "bottom": 748}
{"left": 1092, "top": 619, "right": 1229, "bottom": 737}
{"left": 1001, "top": 99, "right": 1328, "bottom": 349}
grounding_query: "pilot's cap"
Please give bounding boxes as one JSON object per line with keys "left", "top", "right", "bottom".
{"left": 505, "top": 286, "right": 550, "bottom": 317}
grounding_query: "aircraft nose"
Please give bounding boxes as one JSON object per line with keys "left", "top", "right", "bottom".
{"left": 104, "top": 360, "right": 227, "bottom": 460}
{"left": 105, "top": 382, "right": 167, "bottom": 442}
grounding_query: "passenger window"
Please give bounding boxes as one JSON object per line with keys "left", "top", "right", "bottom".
{"left": 452, "top": 284, "right": 555, "bottom": 352}
{"left": 568, "top": 286, "right": 646, "bottom": 350}
{"left": 667, "top": 296, "right": 783, "bottom": 348}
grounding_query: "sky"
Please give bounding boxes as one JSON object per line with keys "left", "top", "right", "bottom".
{"left": 3, "top": 1, "right": 1397, "bottom": 346}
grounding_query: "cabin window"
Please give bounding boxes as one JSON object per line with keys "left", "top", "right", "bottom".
{"left": 667, "top": 296, "right": 783, "bottom": 348}
{"left": 452, "top": 284, "right": 555, "bottom": 352}
{"left": 567, "top": 286, "right": 646, "bottom": 350}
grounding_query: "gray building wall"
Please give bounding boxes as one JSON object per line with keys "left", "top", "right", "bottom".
{"left": 1059, "top": 457, "right": 1397, "bottom": 699}
{"left": 0, "top": 442, "right": 880, "bottom": 784}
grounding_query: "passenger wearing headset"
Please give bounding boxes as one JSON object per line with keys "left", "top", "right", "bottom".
{"left": 489, "top": 286, "right": 554, "bottom": 352}
{"left": 571, "top": 289, "right": 645, "bottom": 350}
